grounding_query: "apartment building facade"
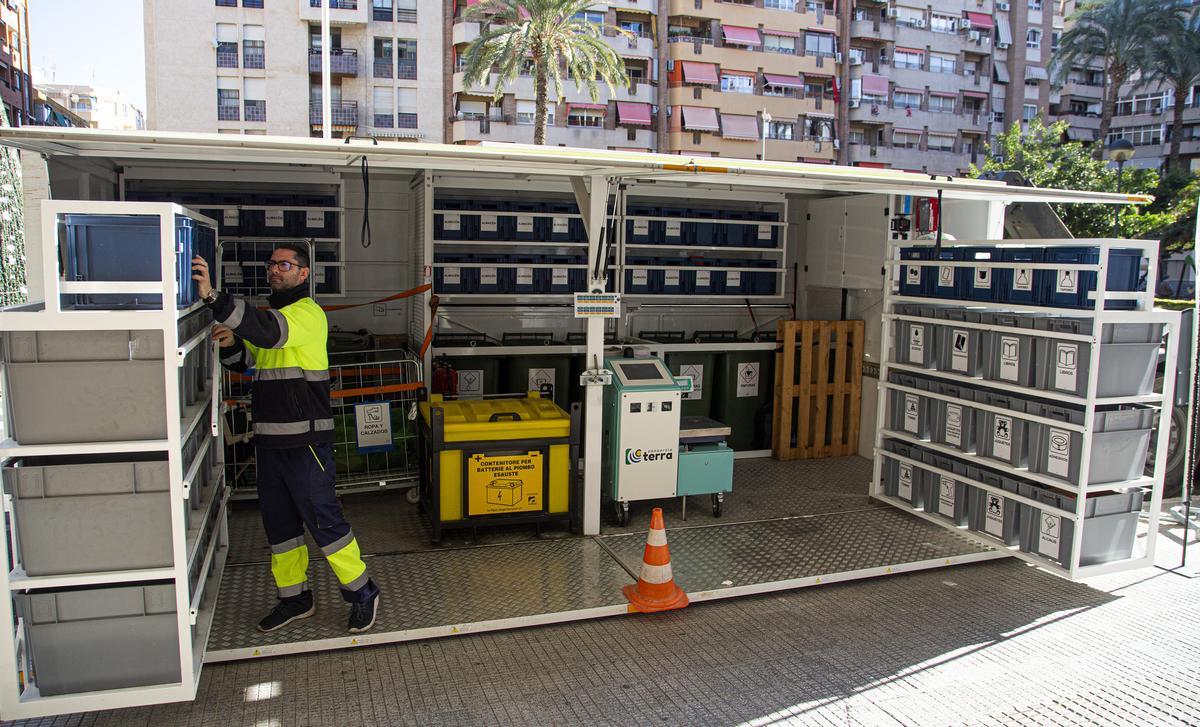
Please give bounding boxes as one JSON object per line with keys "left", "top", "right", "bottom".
{"left": 0, "top": 0, "right": 31, "bottom": 127}
{"left": 144, "top": 0, "right": 443, "bottom": 142}
{"left": 37, "top": 84, "right": 145, "bottom": 130}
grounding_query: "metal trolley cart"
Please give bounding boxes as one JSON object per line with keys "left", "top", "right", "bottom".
{"left": 418, "top": 393, "right": 580, "bottom": 545}
{"left": 223, "top": 349, "right": 423, "bottom": 499}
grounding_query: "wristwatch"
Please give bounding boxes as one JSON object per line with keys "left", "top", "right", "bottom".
{"left": 203, "top": 289, "right": 219, "bottom": 305}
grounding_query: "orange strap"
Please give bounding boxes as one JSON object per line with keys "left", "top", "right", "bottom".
{"left": 320, "top": 284, "right": 431, "bottom": 312}
{"left": 331, "top": 382, "right": 424, "bottom": 399}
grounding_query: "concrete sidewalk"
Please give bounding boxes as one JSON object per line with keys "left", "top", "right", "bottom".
{"left": 8, "top": 517, "right": 1200, "bottom": 726}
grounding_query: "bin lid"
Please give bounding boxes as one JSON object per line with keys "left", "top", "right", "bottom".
{"left": 420, "top": 393, "right": 570, "bottom": 441}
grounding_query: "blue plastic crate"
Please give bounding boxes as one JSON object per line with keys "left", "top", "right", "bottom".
{"left": 721, "top": 260, "right": 751, "bottom": 295}
{"left": 238, "top": 208, "right": 264, "bottom": 236}
{"left": 687, "top": 209, "right": 722, "bottom": 247}
{"left": 474, "top": 201, "right": 509, "bottom": 241}
{"left": 545, "top": 254, "right": 574, "bottom": 294}
{"left": 510, "top": 202, "right": 544, "bottom": 241}
{"left": 660, "top": 206, "right": 686, "bottom": 245}
{"left": 433, "top": 254, "right": 474, "bottom": 294}
{"left": 434, "top": 199, "right": 476, "bottom": 240}
{"left": 511, "top": 255, "right": 542, "bottom": 294}
{"left": 626, "top": 204, "right": 659, "bottom": 244}
{"left": 899, "top": 247, "right": 931, "bottom": 297}
{"left": 998, "top": 247, "right": 1043, "bottom": 305}
{"left": 474, "top": 253, "right": 511, "bottom": 293}
{"left": 962, "top": 247, "right": 999, "bottom": 302}
{"left": 685, "top": 262, "right": 717, "bottom": 294}
{"left": 625, "top": 255, "right": 660, "bottom": 294}
{"left": 746, "top": 260, "right": 779, "bottom": 295}
{"left": 660, "top": 258, "right": 684, "bottom": 294}
{"left": 751, "top": 211, "right": 780, "bottom": 248}
{"left": 314, "top": 249, "right": 338, "bottom": 295}
{"left": 1042, "top": 246, "right": 1142, "bottom": 309}
{"left": 61, "top": 213, "right": 214, "bottom": 309}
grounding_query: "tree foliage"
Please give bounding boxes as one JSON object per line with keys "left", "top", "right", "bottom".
{"left": 0, "top": 104, "right": 25, "bottom": 307}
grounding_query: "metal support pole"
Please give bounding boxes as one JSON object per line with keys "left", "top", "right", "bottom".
{"left": 1113, "top": 160, "right": 1124, "bottom": 238}
{"left": 582, "top": 174, "right": 611, "bottom": 535}
{"left": 321, "top": 1, "right": 332, "bottom": 140}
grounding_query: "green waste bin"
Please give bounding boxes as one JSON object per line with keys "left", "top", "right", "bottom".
{"left": 500, "top": 332, "right": 573, "bottom": 410}
{"left": 434, "top": 333, "right": 502, "bottom": 399}
{"left": 641, "top": 330, "right": 716, "bottom": 418}
{"left": 701, "top": 331, "right": 775, "bottom": 452}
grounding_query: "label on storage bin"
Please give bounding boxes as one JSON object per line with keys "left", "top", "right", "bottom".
{"left": 552, "top": 268, "right": 569, "bottom": 287}
{"left": 758, "top": 224, "right": 772, "bottom": 241}
{"left": 481, "top": 267, "right": 498, "bottom": 286}
{"left": 223, "top": 263, "right": 243, "bottom": 284}
{"left": 998, "top": 335, "right": 1021, "bottom": 382}
{"left": 903, "top": 393, "right": 920, "bottom": 434}
{"left": 1013, "top": 267, "right": 1033, "bottom": 292}
{"left": 992, "top": 415, "right": 1013, "bottom": 460}
{"left": 950, "top": 329, "right": 970, "bottom": 372}
{"left": 680, "top": 364, "right": 704, "bottom": 400}
{"left": 1038, "top": 513, "right": 1063, "bottom": 558}
{"left": 937, "top": 265, "right": 955, "bottom": 290}
{"left": 633, "top": 219, "right": 650, "bottom": 236}
{"left": 467, "top": 450, "right": 544, "bottom": 516}
{"left": 905, "top": 265, "right": 921, "bottom": 286}
{"left": 898, "top": 463, "right": 914, "bottom": 500}
{"left": 984, "top": 493, "right": 1005, "bottom": 537}
{"left": 528, "top": 368, "right": 556, "bottom": 400}
{"left": 1056, "top": 268, "right": 1078, "bottom": 294}
{"left": 695, "top": 270, "right": 711, "bottom": 289}
{"left": 517, "top": 216, "right": 534, "bottom": 234}
{"left": 944, "top": 403, "right": 963, "bottom": 447}
{"left": 444, "top": 266, "right": 461, "bottom": 286}
{"left": 665, "top": 269, "right": 680, "bottom": 287}
{"left": 443, "top": 213, "right": 462, "bottom": 232}
{"left": 480, "top": 214, "right": 498, "bottom": 234}
{"left": 552, "top": 217, "right": 569, "bottom": 235}
{"left": 632, "top": 269, "right": 649, "bottom": 286}
{"left": 727, "top": 271, "right": 741, "bottom": 288}
{"left": 457, "top": 369, "right": 484, "bottom": 398}
{"left": 265, "top": 209, "right": 284, "bottom": 228}
{"left": 665, "top": 220, "right": 682, "bottom": 239}
{"left": 315, "top": 266, "right": 327, "bottom": 284}
{"left": 939, "top": 476, "right": 957, "bottom": 517}
{"left": 354, "top": 401, "right": 393, "bottom": 453}
{"left": 908, "top": 325, "right": 925, "bottom": 365}
{"left": 973, "top": 267, "right": 992, "bottom": 289}
{"left": 223, "top": 209, "right": 238, "bottom": 226}
{"left": 517, "top": 267, "right": 534, "bottom": 286}
{"left": 1046, "top": 427, "right": 1072, "bottom": 478}
{"left": 306, "top": 210, "right": 325, "bottom": 227}
{"left": 1053, "top": 342, "right": 1079, "bottom": 392}
{"left": 736, "top": 362, "right": 760, "bottom": 397}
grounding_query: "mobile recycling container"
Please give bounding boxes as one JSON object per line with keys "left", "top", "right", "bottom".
{"left": 704, "top": 332, "right": 775, "bottom": 451}
{"left": 418, "top": 393, "right": 578, "bottom": 544}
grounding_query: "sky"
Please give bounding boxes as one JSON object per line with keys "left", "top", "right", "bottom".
{"left": 29, "top": 0, "right": 146, "bottom": 110}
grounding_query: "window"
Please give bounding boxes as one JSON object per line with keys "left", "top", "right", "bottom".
{"left": 243, "top": 25, "right": 265, "bottom": 68}
{"left": 767, "top": 120, "right": 794, "bottom": 140}
{"left": 993, "top": 110, "right": 1005, "bottom": 124}
{"left": 568, "top": 108, "right": 603, "bottom": 127}
{"left": 216, "top": 0, "right": 236, "bottom": 6}
{"left": 621, "top": 21, "right": 644, "bottom": 37}
{"left": 397, "top": 88, "right": 418, "bottom": 128}
{"left": 895, "top": 6, "right": 924, "bottom": 27}
{"left": 805, "top": 80, "right": 829, "bottom": 99}
{"left": 930, "top": 14, "right": 956, "bottom": 33}
{"left": 517, "top": 100, "right": 537, "bottom": 125}
{"left": 805, "top": 117, "right": 832, "bottom": 141}
{"left": 1022, "top": 104, "right": 1038, "bottom": 121}
{"left": 1026, "top": 29, "right": 1041, "bottom": 50}
{"left": 1028, "top": 0, "right": 1042, "bottom": 8}
{"left": 964, "top": 60, "right": 978, "bottom": 78}
{"left": 395, "top": 0, "right": 416, "bottom": 20}
{"left": 243, "top": 0, "right": 264, "bottom": 7}
{"left": 928, "top": 134, "right": 954, "bottom": 151}
{"left": 373, "top": 0, "right": 392, "bottom": 21}
{"left": 721, "top": 73, "right": 754, "bottom": 94}
{"left": 893, "top": 49, "right": 923, "bottom": 70}
{"left": 764, "top": 34, "right": 795, "bottom": 54}
{"left": 309, "top": 25, "right": 341, "bottom": 51}
{"left": 929, "top": 52, "right": 956, "bottom": 75}
{"left": 217, "top": 89, "right": 240, "bottom": 121}
{"left": 763, "top": 83, "right": 800, "bottom": 98}
{"left": 397, "top": 39, "right": 417, "bottom": 79}
{"left": 764, "top": 0, "right": 796, "bottom": 8}
{"left": 1051, "top": 31, "right": 1061, "bottom": 53}
{"left": 216, "top": 23, "right": 238, "bottom": 68}
{"left": 804, "top": 32, "right": 835, "bottom": 57}
{"left": 894, "top": 90, "right": 922, "bottom": 109}
{"left": 574, "top": 11, "right": 604, "bottom": 24}
{"left": 893, "top": 130, "right": 921, "bottom": 148}
{"left": 929, "top": 94, "right": 955, "bottom": 113}
{"left": 244, "top": 79, "right": 266, "bottom": 122}
{"left": 74, "top": 96, "right": 93, "bottom": 112}
{"left": 373, "top": 86, "right": 393, "bottom": 127}
{"left": 848, "top": 130, "right": 865, "bottom": 145}
{"left": 1107, "top": 125, "right": 1163, "bottom": 146}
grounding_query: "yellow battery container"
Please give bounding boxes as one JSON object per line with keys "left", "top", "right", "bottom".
{"left": 418, "top": 393, "right": 578, "bottom": 544}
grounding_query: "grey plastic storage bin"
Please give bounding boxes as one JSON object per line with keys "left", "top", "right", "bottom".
{"left": 935, "top": 309, "right": 984, "bottom": 376}
{"left": 16, "top": 584, "right": 181, "bottom": 696}
{"left": 2, "top": 330, "right": 170, "bottom": 445}
{"left": 893, "top": 304, "right": 938, "bottom": 369}
{"left": 975, "top": 393, "right": 1029, "bottom": 468}
{"left": 1034, "top": 318, "right": 1160, "bottom": 397}
{"left": 888, "top": 373, "right": 932, "bottom": 439}
{"left": 930, "top": 383, "right": 977, "bottom": 453}
{"left": 969, "top": 470, "right": 1021, "bottom": 545}
{"left": 1027, "top": 405, "right": 1155, "bottom": 486}
{"left": 1018, "top": 487, "right": 1144, "bottom": 566}
{"left": 882, "top": 440, "right": 925, "bottom": 507}
{"left": 919, "top": 451, "right": 969, "bottom": 525}
{"left": 981, "top": 313, "right": 1039, "bottom": 387}
{"left": 2, "top": 454, "right": 172, "bottom": 576}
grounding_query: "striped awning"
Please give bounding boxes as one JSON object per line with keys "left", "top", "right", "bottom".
{"left": 763, "top": 73, "right": 803, "bottom": 88}
{"left": 720, "top": 113, "right": 760, "bottom": 140}
{"left": 722, "top": 25, "right": 761, "bottom": 46}
{"left": 862, "top": 74, "right": 889, "bottom": 96}
{"left": 682, "top": 61, "right": 719, "bottom": 85}
{"left": 965, "top": 11, "right": 994, "bottom": 29}
{"left": 682, "top": 105, "right": 719, "bottom": 131}
{"left": 616, "top": 102, "right": 652, "bottom": 126}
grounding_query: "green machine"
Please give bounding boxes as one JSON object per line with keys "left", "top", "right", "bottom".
{"left": 603, "top": 352, "right": 734, "bottom": 525}
{"left": 638, "top": 331, "right": 715, "bottom": 418}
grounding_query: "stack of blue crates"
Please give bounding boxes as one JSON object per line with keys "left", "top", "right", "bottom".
{"left": 62, "top": 213, "right": 216, "bottom": 310}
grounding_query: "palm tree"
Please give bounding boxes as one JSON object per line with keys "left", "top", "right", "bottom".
{"left": 1144, "top": 5, "right": 1200, "bottom": 173}
{"left": 1053, "top": 0, "right": 1181, "bottom": 159}
{"left": 460, "top": 0, "right": 632, "bottom": 145}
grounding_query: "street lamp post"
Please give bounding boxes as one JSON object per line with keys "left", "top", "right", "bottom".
{"left": 1107, "top": 137, "right": 1135, "bottom": 238}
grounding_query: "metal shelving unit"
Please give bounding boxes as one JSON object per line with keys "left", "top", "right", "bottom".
{"left": 0, "top": 202, "right": 229, "bottom": 719}
{"left": 871, "top": 238, "right": 1181, "bottom": 580}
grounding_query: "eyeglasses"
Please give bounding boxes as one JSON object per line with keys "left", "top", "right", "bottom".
{"left": 264, "top": 260, "right": 307, "bottom": 272}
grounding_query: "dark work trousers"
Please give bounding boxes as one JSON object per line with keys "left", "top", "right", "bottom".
{"left": 256, "top": 443, "right": 376, "bottom": 603}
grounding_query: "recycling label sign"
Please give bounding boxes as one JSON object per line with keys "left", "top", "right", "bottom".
{"left": 736, "top": 362, "right": 760, "bottom": 398}
{"left": 354, "top": 401, "right": 393, "bottom": 453}
{"left": 457, "top": 369, "right": 484, "bottom": 398}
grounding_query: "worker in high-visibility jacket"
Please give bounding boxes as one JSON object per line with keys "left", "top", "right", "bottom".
{"left": 192, "top": 243, "right": 380, "bottom": 634}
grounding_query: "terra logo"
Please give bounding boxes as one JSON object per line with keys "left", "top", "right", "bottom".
{"left": 625, "top": 447, "right": 674, "bottom": 464}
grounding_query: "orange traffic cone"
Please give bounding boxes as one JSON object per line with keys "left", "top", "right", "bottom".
{"left": 623, "top": 507, "right": 689, "bottom": 613}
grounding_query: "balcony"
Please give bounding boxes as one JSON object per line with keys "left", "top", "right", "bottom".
{"left": 450, "top": 118, "right": 656, "bottom": 149}
{"left": 668, "top": 86, "right": 825, "bottom": 118}
{"left": 452, "top": 71, "right": 656, "bottom": 104}
{"left": 244, "top": 100, "right": 266, "bottom": 122}
{"left": 453, "top": 21, "right": 481, "bottom": 46}
{"left": 310, "top": 100, "right": 358, "bottom": 126}
{"left": 666, "top": 39, "right": 828, "bottom": 77}
{"left": 847, "top": 143, "right": 884, "bottom": 165}
{"left": 851, "top": 17, "right": 894, "bottom": 41}
{"left": 310, "top": 48, "right": 359, "bottom": 75}
{"left": 299, "top": 0, "right": 368, "bottom": 25}
{"left": 669, "top": 0, "right": 838, "bottom": 34}
{"left": 883, "top": 145, "right": 972, "bottom": 175}
{"left": 604, "top": 30, "right": 654, "bottom": 58}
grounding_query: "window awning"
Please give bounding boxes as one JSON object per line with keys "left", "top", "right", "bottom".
{"left": 892, "top": 127, "right": 922, "bottom": 135}
{"left": 994, "top": 62, "right": 1010, "bottom": 84}
{"left": 722, "top": 25, "right": 761, "bottom": 46}
{"left": 682, "top": 105, "right": 719, "bottom": 131}
{"left": 964, "top": 11, "right": 994, "bottom": 30}
{"left": 806, "top": 26, "right": 836, "bottom": 34}
{"left": 962, "top": 90, "right": 989, "bottom": 99}
{"left": 763, "top": 73, "right": 803, "bottom": 88}
{"left": 997, "top": 19, "right": 1013, "bottom": 46}
{"left": 568, "top": 103, "right": 607, "bottom": 112}
{"left": 616, "top": 102, "right": 652, "bottom": 126}
{"left": 862, "top": 74, "right": 889, "bottom": 96}
{"left": 764, "top": 28, "right": 801, "bottom": 37}
{"left": 894, "top": 87, "right": 923, "bottom": 95}
{"left": 894, "top": 46, "right": 923, "bottom": 54}
{"left": 681, "top": 61, "right": 719, "bottom": 85}
{"left": 805, "top": 112, "right": 834, "bottom": 120}
{"left": 1025, "top": 65, "right": 1049, "bottom": 82}
{"left": 721, "top": 69, "right": 757, "bottom": 79}
{"left": 930, "top": 91, "right": 956, "bottom": 99}
{"left": 720, "top": 113, "right": 760, "bottom": 140}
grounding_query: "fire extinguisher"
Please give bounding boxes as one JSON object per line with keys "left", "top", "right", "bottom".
{"left": 431, "top": 355, "right": 457, "bottom": 396}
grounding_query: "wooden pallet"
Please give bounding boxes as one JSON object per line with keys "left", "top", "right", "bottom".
{"left": 772, "top": 320, "right": 865, "bottom": 461}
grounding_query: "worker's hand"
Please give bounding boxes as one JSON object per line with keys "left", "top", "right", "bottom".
{"left": 192, "top": 256, "right": 213, "bottom": 300}
{"left": 212, "top": 323, "right": 236, "bottom": 348}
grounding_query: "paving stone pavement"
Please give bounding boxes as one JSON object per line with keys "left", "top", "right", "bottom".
{"left": 8, "top": 525, "right": 1200, "bottom": 727}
